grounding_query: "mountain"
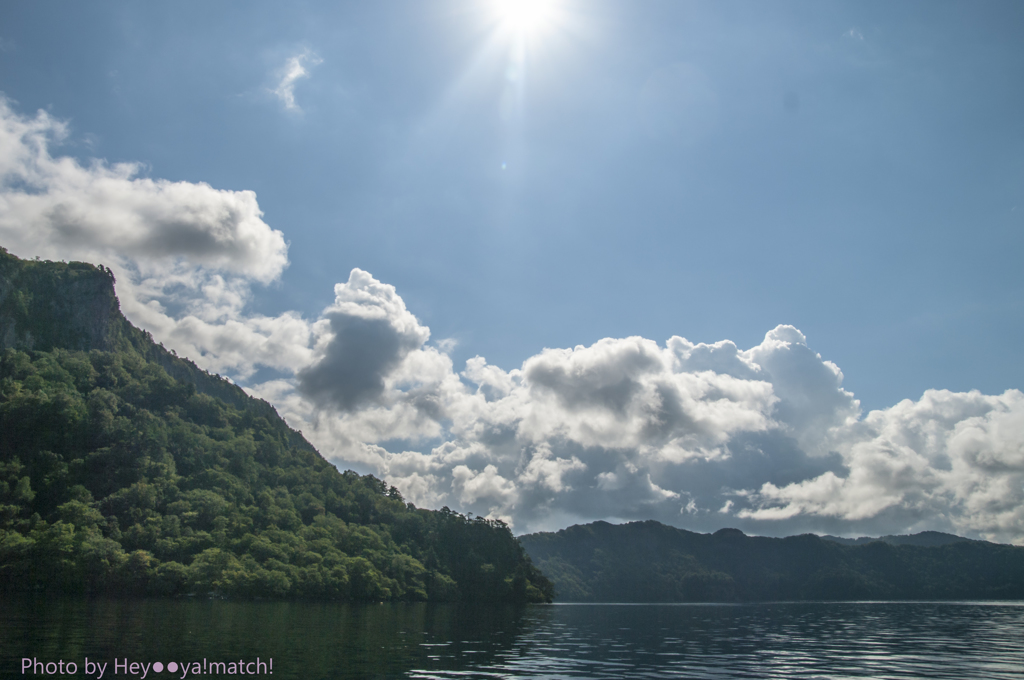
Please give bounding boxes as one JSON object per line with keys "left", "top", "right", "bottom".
{"left": 519, "top": 520, "right": 1024, "bottom": 602}
{"left": 0, "top": 248, "right": 553, "bottom": 602}
{"left": 820, "top": 531, "right": 974, "bottom": 548}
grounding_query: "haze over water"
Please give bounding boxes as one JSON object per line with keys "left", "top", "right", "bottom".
{"left": 3, "top": 598, "right": 1022, "bottom": 679}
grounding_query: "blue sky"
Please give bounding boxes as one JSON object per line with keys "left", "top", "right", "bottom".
{"left": 2, "top": 1, "right": 1024, "bottom": 540}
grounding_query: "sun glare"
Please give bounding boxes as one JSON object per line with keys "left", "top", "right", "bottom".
{"left": 494, "top": 0, "right": 555, "bottom": 35}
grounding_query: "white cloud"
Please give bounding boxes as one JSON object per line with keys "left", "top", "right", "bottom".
{"left": 520, "top": 444, "right": 586, "bottom": 493}
{"left": 0, "top": 95, "right": 301, "bottom": 379}
{"left": 741, "top": 389, "right": 1024, "bottom": 544}
{"left": 0, "top": 100, "right": 287, "bottom": 282}
{"left": 5, "top": 96, "right": 1024, "bottom": 544}
{"left": 296, "top": 269, "right": 433, "bottom": 411}
{"left": 453, "top": 464, "right": 518, "bottom": 510}
{"left": 272, "top": 301, "right": 1024, "bottom": 542}
{"left": 271, "top": 50, "right": 322, "bottom": 112}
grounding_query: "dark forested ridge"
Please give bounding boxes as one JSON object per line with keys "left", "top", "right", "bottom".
{"left": 819, "top": 531, "right": 973, "bottom": 548}
{"left": 520, "top": 520, "right": 1024, "bottom": 602}
{"left": 0, "top": 248, "right": 553, "bottom": 602}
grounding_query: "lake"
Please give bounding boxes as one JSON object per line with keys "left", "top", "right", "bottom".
{"left": 2, "top": 597, "right": 1022, "bottom": 679}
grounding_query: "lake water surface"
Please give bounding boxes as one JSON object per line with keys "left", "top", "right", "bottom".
{"left": 2, "top": 598, "right": 1022, "bottom": 679}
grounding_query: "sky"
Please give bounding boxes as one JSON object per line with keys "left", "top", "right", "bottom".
{"left": 1, "top": 0, "right": 1023, "bottom": 542}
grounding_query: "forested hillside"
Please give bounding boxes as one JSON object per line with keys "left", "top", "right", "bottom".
{"left": 820, "top": 531, "right": 973, "bottom": 547}
{"left": 0, "top": 248, "right": 553, "bottom": 602}
{"left": 520, "top": 520, "right": 1024, "bottom": 602}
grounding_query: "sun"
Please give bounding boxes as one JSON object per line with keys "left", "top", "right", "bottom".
{"left": 494, "top": 0, "right": 556, "bottom": 35}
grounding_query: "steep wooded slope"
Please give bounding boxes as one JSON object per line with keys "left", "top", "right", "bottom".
{"left": 0, "top": 248, "right": 553, "bottom": 602}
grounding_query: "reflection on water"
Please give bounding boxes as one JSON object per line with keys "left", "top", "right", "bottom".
{"left": 432, "top": 602, "right": 1024, "bottom": 679}
{"left": 0, "top": 597, "right": 524, "bottom": 679}
{"left": 2, "top": 598, "right": 1022, "bottom": 679}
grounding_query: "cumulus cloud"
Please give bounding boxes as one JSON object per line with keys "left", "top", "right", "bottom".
{"left": 0, "top": 100, "right": 287, "bottom": 281}
{"left": 5, "top": 96, "right": 1023, "bottom": 544}
{"left": 741, "top": 389, "right": 1024, "bottom": 544}
{"left": 271, "top": 50, "right": 322, "bottom": 112}
{"left": 0, "top": 96, "right": 303, "bottom": 379}
{"left": 254, "top": 280, "right": 1024, "bottom": 542}
{"left": 297, "top": 269, "right": 432, "bottom": 411}
{"left": 264, "top": 292, "right": 1024, "bottom": 543}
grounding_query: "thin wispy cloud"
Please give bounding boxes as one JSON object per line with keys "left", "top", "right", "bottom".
{"left": 271, "top": 50, "right": 322, "bottom": 112}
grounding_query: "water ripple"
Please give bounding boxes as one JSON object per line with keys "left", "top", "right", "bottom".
{"left": 408, "top": 602, "right": 1024, "bottom": 680}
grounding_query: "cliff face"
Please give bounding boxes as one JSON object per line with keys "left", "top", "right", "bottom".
{"left": 0, "top": 248, "right": 303, "bottom": 436}
{"left": 0, "top": 251, "right": 125, "bottom": 354}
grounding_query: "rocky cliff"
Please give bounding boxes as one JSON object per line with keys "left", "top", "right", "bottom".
{"left": 0, "top": 248, "right": 303, "bottom": 443}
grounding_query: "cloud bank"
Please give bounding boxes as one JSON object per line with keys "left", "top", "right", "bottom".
{"left": 267, "top": 295, "right": 1024, "bottom": 544}
{"left": 3, "top": 97, "right": 1022, "bottom": 544}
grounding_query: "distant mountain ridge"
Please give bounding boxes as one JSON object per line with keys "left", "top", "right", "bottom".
{"left": 820, "top": 531, "right": 976, "bottom": 548}
{"left": 520, "top": 520, "right": 1024, "bottom": 602}
{"left": 0, "top": 248, "right": 553, "bottom": 601}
